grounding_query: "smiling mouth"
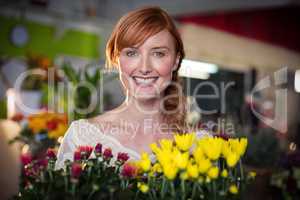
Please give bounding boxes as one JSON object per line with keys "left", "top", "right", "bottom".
{"left": 132, "top": 76, "right": 159, "bottom": 86}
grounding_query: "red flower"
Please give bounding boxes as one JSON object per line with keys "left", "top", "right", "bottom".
{"left": 103, "top": 148, "right": 113, "bottom": 160}
{"left": 121, "top": 162, "right": 138, "bottom": 178}
{"left": 78, "top": 146, "right": 93, "bottom": 159}
{"left": 74, "top": 150, "right": 81, "bottom": 161}
{"left": 21, "top": 153, "right": 32, "bottom": 166}
{"left": 94, "top": 143, "right": 102, "bottom": 155}
{"left": 46, "top": 148, "right": 56, "bottom": 159}
{"left": 117, "top": 152, "right": 129, "bottom": 163}
{"left": 46, "top": 120, "right": 58, "bottom": 130}
{"left": 24, "top": 166, "right": 35, "bottom": 177}
{"left": 11, "top": 113, "right": 24, "bottom": 122}
{"left": 71, "top": 163, "right": 82, "bottom": 179}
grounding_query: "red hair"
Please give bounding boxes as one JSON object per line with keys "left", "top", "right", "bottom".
{"left": 106, "top": 6, "right": 188, "bottom": 133}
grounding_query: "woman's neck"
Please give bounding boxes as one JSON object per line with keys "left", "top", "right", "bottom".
{"left": 118, "top": 94, "right": 163, "bottom": 124}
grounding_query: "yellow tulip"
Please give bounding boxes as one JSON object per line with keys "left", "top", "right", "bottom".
{"left": 238, "top": 138, "right": 248, "bottom": 156}
{"left": 205, "top": 176, "right": 211, "bottom": 183}
{"left": 159, "top": 139, "right": 173, "bottom": 152}
{"left": 150, "top": 143, "right": 161, "bottom": 154}
{"left": 174, "top": 133, "right": 196, "bottom": 151}
{"left": 173, "top": 148, "right": 189, "bottom": 169}
{"left": 248, "top": 171, "right": 256, "bottom": 179}
{"left": 207, "top": 166, "right": 219, "bottom": 179}
{"left": 187, "top": 163, "right": 199, "bottom": 179}
{"left": 151, "top": 163, "right": 162, "bottom": 174}
{"left": 226, "top": 152, "right": 239, "bottom": 167}
{"left": 229, "top": 184, "right": 238, "bottom": 194}
{"left": 138, "top": 152, "right": 151, "bottom": 172}
{"left": 198, "top": 137, "right": 222, "bottom": 160}
{"left": 180, "top": 171, "right": 189, "bottom": 180}
{"left": 193, "top": 146, "right": 205, "bottom": 164}
{"left": 156, "top": 149, "right": 172, "bottom": 167}
{"left": 221, "top": 169, "right": 228, "bottom": 178}
{"left": 198, "top": 176, "right": 204, "bottom": 184}
{"left": 137, "top": 182, "right": 149, "bottom": 193}
{"left": 163, "top": 164, "right": 178, "bottom": 180}
{"left": 228, "top": 138, "right": 248, "bottom": 157}
{"left": 198, "top": 158, "right": 211, "bottom": 174}
{"left": 221, "top": 141, "right": 231, "bottom": 158}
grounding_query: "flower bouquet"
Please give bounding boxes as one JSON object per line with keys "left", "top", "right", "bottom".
{"left": 9, "top": 112, "right": 68, "bottom": 156}
{"left": 13, "top": 133, "right": 255, "bottom": 200}
{"left": 135, "top": 134, "right": 255, "bottom": 199}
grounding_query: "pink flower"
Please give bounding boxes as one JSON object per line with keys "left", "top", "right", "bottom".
{"left": 78, "top": 146, "right": 93, "bottom": 159}
{"left": 24, "top": 166, "right": 35, "bottom": 177}
{"left": 71, "top": 163, "right": 82, "bottom": 179}
{"left": 74, "top": 150, "right": 81, "bottom": 161}
{"left": 46, "top": 148, "right": 56, "bottom": 159}
{"left": 103, "top": 148, "right": 113, "bottom": 160}
{"left": 121, "top": 162, "right": 138, "bottom": 178}
{"left": 21, "top": 153, "right": 32, "bottom": 166}
{"left": 94, "top": 143, "right": 102, "bottom": 155}
{"left": 117, "top": 152, "right": 129, "bottom": 163}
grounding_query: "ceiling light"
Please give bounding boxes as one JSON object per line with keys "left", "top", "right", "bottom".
{"left": 295, "top": 70, "right": 300, "bottom": 92}
{"left": 179, "top": 59, "right": 218, "bottom": 79}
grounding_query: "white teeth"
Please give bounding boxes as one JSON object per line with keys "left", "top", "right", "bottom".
{"left": 133, "top": 77, "right": 158, "bottom": 85}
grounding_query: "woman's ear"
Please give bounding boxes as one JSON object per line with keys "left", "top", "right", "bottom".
{"left": 172, "top": 54, "right": 180, "bottom": 72}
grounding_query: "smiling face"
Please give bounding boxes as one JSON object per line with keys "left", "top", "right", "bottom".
{"left": 117, "top": 29, "right": 180, "bottom": 100}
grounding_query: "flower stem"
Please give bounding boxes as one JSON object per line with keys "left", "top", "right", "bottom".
{"left": 212, "top": 181, "right": 217, "bottom": 200}
{"left": 64, "top": 176, "right": 68, "bottom": 192}
{"left": 170, "top": 181, "right": 176, "bottom": 198}
{"left": 87, "top": 190, "right": 95, "bottom": 200}
{"left": 239, "top": 159, "right": 244, "bottom": 180}
{"left": 49, "top": 170, "right": 53, "bottom": 182}
{"left": 191, "top": 182, "right": 197, "bottom": 199}
{"left": 71, "top": 182, "right": 76, "bottom": 197}
{"left": 134, "top": 190, "right": 140, "bottom": 200}
{"left": 181, "top": 179, "right": 186, "bottom": 200}
{"left": 160, "top": 177, "right": 167, "bottom": 199}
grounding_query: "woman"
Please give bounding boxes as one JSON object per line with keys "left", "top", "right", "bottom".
{"left": 55, "top": 6, "right": 207, "bottom": 169}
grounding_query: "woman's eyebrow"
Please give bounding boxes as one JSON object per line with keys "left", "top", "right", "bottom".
{"left": 151, "top": 46, "right": 170, "bottom": 50}
{"left": 124, "top": 47, "right": 138, "bottom": 49}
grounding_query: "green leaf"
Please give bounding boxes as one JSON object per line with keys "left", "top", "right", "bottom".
{"left": 62, "top": 62, "right": 80, "bottom": 84}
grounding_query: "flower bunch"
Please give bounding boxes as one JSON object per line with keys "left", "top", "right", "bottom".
{"left": 9, "top": 112, "right": 68, "bottom": 155}
{"left": 27, "top": 112, "right": 68, "bottom": 139}
{"left": 134, "top": 133, "right": 255, "bottom": 199}
{"left": 14, "top": 143, "right": 138, "bottom": 200}
{"left": 14, "top": 133, "right": 255, "bottom": 200}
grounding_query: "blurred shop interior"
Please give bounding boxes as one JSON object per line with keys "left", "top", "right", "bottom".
{"left": 0, "top": 0, "right": 300, "bottom": 199}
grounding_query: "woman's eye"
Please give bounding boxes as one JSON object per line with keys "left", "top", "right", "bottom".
{"left": 126, "top": 50, "right": 137, "bottom": 57}
{"left": 153, "top": 51, "right": 165, "bottom": 57}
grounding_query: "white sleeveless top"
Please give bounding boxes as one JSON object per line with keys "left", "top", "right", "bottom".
{"left": 55, "top": 119, "right": 210, "bottom": 170}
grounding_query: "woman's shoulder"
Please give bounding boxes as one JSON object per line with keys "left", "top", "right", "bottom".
{"left": 85, "top": 113, "right": 123, "bottom": 133}
{"left": 71, "top": 110, "right": 128, "bottom": 141}
{"left": 65, "top": 115, "right": 141, "bottom": 160}
{"left": 63, "top": 115, "right": 109, "bottom": 145}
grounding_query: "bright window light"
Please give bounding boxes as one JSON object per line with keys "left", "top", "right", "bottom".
{"left": 178, "top": 59, "right": 218, "bottom": 79}
{"left": 295, "top": 70, "right": 300, "bottom": 92}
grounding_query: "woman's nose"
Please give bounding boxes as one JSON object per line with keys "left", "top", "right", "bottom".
{"left": 139, "top": 55, "right": 152, "bottom": 75}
